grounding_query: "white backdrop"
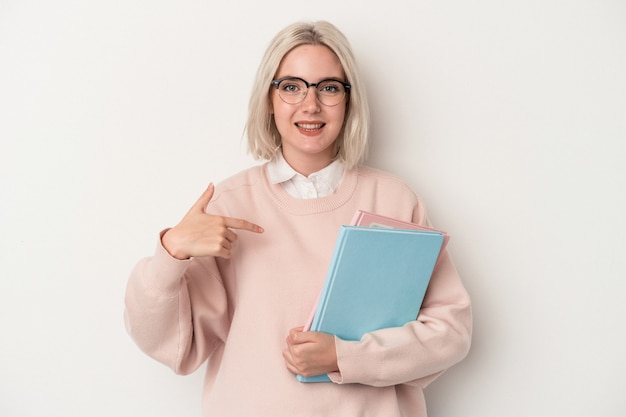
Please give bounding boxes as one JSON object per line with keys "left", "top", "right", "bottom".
{"left": 1, "top": 1, "right": 625, "bottom": 416}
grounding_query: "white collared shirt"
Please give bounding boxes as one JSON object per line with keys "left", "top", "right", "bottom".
{"left": 267, "top": 152, "right": 345, "bottom": 199}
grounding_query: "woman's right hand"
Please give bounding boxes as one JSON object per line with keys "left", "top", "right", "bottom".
{"left": 161, "top": 183, "right": 264, "bottom": 260}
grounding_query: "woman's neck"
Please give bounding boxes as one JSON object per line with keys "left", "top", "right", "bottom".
{"left": 282, "top": 152, "right": 334, "bottom": 177}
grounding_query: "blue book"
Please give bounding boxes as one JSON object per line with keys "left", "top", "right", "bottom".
{"left": 297, "top": 224, "right": 445, "bottom": 382}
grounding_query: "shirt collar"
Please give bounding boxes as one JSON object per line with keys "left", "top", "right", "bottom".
{"left": 267, "top": 151, "right": 298, "bottom": 184}
{"left": 267, "top": 151, "right": 345, "bottom": 190}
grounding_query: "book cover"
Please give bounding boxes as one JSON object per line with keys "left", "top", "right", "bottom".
{"left": 302, "top": 211, "right": 449, "bottom": 332}
{"left": 350, "top": 210, "right": 450, "bottom": 256}
{"left": 297, "top": 223, "right": 445, "bottom": 382}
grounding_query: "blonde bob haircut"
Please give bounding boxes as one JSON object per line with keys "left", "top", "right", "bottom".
{"left": 245, "top": 21, "right": 370, "bottom": 170}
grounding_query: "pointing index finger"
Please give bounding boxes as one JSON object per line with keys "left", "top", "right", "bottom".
{"left": 223, "top": 216, "right": 264, "bottom": 233}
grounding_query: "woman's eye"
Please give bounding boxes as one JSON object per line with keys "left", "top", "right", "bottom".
{"left": 320, "top": 83, "right": 341, "bottom": 94}
{"left": 282, "top": 83, "right": 301, "bottom": 93}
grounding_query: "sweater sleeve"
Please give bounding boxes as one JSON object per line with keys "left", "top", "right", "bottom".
{"left": 123, "top": 232, "right": 230, "bottom": 375}
{"left": 329, "top": 248, "right": 472, "bottom": 387}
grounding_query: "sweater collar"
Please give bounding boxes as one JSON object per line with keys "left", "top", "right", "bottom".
{"left": 267, "top": 151, "right": 345, "bottom": 190}
{"left": 262, "top": 162, "right": 359, "bottom": 215}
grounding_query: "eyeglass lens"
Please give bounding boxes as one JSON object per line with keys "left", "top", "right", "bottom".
{"left": 276, "top": 78, "right": 347, "bottom": 106}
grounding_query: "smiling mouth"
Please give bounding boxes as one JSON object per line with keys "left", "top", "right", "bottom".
{"left": 296, "top": 122, "right": 325, "bottom": 131}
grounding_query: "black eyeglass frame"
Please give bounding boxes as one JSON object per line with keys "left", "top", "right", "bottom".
{"left": 271, "top": 77, "right": 351, "bottom": 106}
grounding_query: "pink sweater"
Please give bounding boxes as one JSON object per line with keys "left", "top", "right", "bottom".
{"left": 124, "top": 164, "right": 472, "bottom": 416}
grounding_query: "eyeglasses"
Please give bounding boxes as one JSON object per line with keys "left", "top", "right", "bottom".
{"left": 271, "top": 77, "right": 351, "bottom": 107}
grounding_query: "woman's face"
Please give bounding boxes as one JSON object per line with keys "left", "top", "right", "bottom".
{"left": 271, "top": 44, "right": 347, "bottom": 175}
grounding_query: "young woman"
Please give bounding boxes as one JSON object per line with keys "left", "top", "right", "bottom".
{"left": 124, "top": 20, "right": 472, "bottom": 417}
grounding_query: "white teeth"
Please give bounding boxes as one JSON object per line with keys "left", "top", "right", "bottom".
{"left": 297, "top": 123, "right": 323, "bottom": 129}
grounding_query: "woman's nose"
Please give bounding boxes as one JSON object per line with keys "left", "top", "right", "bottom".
{"left": 301, "top": 87, "right": 321, "bottom": 112}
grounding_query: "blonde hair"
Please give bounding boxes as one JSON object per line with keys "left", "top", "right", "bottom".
{"left": 245, "top": 21, "right": 370, "bottom": 169}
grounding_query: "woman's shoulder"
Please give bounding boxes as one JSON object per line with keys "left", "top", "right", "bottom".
{"left": 202, "top": 165, "right": 266, "bottom": 216}
{"left": 208, "top": 164, "right": 267, "bottom": 204}
{"left": 354, "top": 165, "right": 428, "bottom": 222}
{"left": 215, "top": 164, "right": 265, "bottom": 189}
{"left": 356, "top": 165, "right": 416, "bottom": 191}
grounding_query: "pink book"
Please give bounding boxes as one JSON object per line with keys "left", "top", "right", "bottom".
{"left": 350, "top": 210, "right": 450, "bottom": 255}
{"left": 302, "top": 210, "right": 449, "bottom": 331}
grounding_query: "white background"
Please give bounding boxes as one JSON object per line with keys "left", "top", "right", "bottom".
{"left": 1, "top": 1, "right": 625, "bottom": 416}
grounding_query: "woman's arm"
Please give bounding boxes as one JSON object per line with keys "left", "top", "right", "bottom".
{"left": 329, "top": 249, "right": 472, "bottom": 387}
{"left": 124, "top": 184, "right": 264, "bottom": 374}
{"left": 123, "top": 237, "right": 229, "bottom": 375}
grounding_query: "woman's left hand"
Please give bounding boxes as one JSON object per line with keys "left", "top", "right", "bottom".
{"left": 282, "top": 326, "right": 339, "bottom": 377}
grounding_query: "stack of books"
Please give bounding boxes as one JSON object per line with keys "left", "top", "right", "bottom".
{"left": 298, "top": 210, "right": 449, "bottom": 383}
